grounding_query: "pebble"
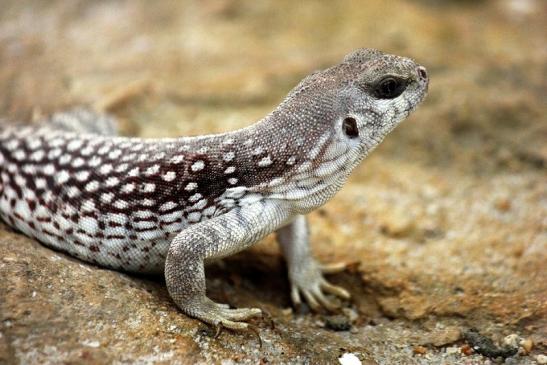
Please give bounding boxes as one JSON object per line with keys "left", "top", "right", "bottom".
{"left": 520, "top": 338, "right": 533, "bottom": 354}
{"left": 503, "top": 333, "right": 521, "bottom": 348}
{"left": 325, "top": 315, "right": 351, "bottom": 331}
{"left": 338, "top": 353, "right": 361, "bottom": 365}
{"left": 536, "top": 354, "right": 547, "bottom": 364}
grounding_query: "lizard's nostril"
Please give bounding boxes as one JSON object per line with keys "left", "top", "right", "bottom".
{"left": 417, "top": 66, "right": 427, "bottom": 81}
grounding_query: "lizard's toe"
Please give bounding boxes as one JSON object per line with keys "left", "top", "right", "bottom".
{"left": 320, "top": 280, "right": 351, "bottom": 300}
{"left": 320, "top": 261, "right": 349, "bottom": 274}
{"left": 219, "top": 306, "right": 262, "bottom": 321}
{"left": 186, "top": 296, "right": 262, "bottom": 331}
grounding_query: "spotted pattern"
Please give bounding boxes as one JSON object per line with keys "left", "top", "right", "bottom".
{"left": 0, "top": 49, "right": 428, "bottom": 282}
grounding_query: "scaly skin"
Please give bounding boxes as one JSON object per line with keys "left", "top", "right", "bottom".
{"left": 0, "top": 48, "right": 428, "bottom": 330}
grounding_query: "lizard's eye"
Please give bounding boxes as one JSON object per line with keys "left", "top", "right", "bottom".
{"left": 342, "top": 117, "right": 359, "bottom": 138}
{"left": 373, "top": 76, "right": 407, "bottom": 99}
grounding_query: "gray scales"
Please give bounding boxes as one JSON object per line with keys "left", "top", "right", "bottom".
{"left": 0, "top": 48, "right": 428, "bottom": 330}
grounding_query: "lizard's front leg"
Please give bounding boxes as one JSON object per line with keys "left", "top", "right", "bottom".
{"left": 276, "top": 215, "right": 350, "bottom": 311}
{"left": 165, "top": 200, "right": 289, "bottom": 330}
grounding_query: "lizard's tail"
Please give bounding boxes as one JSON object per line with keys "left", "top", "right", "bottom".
{"left": 42, "top": 107, "right": 119, "bottom": 136}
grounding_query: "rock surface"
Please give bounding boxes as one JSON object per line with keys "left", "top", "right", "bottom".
{"left": 0, "top": 0, "right": 545, "bottom": 364}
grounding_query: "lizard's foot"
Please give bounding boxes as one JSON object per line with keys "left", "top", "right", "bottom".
{"left": 186, "top": 296, "right": 262, "bottom": 331}
{"left": 289, "top": 259, "right": 351, "bottom": 312}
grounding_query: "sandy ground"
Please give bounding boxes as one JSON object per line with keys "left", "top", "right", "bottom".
{"left": 0, "top": 1, "right": 545, "bottom": 364}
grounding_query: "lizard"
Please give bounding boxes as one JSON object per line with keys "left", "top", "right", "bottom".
{"left": 0, "top": 48, "right": 428, "bottom": 331}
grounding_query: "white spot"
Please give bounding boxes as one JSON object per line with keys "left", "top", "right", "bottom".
{"left": 35, "top": 178, "right": 47, "bottom": 189}
{"left": 108, "top": 149, "right": 122, "bottom": 159}
{"left": 162, "top": 171, "right": 176, "bottom": 182}
{"left": 13, "top": 150, "right": 26, "bottom": 161}
{"left": 67, "top": 186, "right": 80, "bottom": 198}
{"left": 269, "top": 177, "right": 285, "bottom": 187}
{"left": 99, "top": 164, "right": 113, "bottom": 175}
{"left": 159, "top": 211, "right": 183, "bottom": 223}
{"left": 191, "top": 161, "right": 205, "bottom": 172}
{"left": 170, "top": 155, "right": 184, "bottom": 164}
{"left": 223, "top": 152, "right": 235, "bottom": 162}
{"left": 159, "top": 201, "right": 178, "bottom": 211}
{"left": 105, "top": 177, "right": 120, "bottom": 187}
{"left": 130, "top": 143, "right": 144, "bottom": 151}
{"left": 152, "top": 152, "right": 166, "bottom": 161}
{"left": 67, "top": 140, "right": 83, "bottom": 151}
{"left": 56, "top": 171, "right": 70, "bottom": 184}
{"left": 224, "top": 166, "right": 235, "bottom": 174}
{"left": 14, "top": 175, "right": 26, "bottom": 186}
{"left": 128, "top": 167, "right": 139, "bottom": 177}
{"left": 115, "top": 163, "right": 129, "bottom": 173}
{"left": 187, "top": 212, "right": 201, "bottom": 223}
{"left": 134, "top": 210, "right": 153, "bottom": 219}
{"left": 192, "top": 199, "right": 208, "bottom": 210}
{"left": 75, "top": 171, "right": 90, "bottom": 182}
{"left": 97, "top": 145, "right": 111, "bottom": 155}
{"left": 258, "top": 156, "right": 273, "bottom": 167}
{"left": 202, "top": 206, "right": 216, "bottom": 217}
{"left": 59, "top": 154, "right": 72, "bottom": 165}
{"left": 5, "top": 140, "right": 19, "bottom": 151}
{"left": 71, "top": 157, "right": 85, "bottom": 168}
{"left": 252, "top": 146, "right": 264, "bottom": 155}
{"left": 22, "top": 165, "right": 36, "bottom": 175}
{"left": 30, "top": 150, "right": 45, "bottom": 162}
{"left": 228, "top": 177, "right": 238, "bottom": 185}
{"left": 134, "top": 220, "right": 155, "bottom": 230}
{"left": 141, "top": 199, "right": 155, "bottom": 206}
{"left": 88, "top": 156, "right": 102, "bottom": 167}
{"left": 120, "top": 183, "right": 135, "bottom": 194}
{"left": 43, "top": 164, "right": 55, "bottom": 175}
{"left": 80, "top": 146, "right": 94, "bottom": 156}
{"left": 85, "top": 181, "right": 100, "bottom": 192}
{"left": 114, "top": 200, "right": 129, "bottom": 209}
{"left": 225, "top": 186, "right": 246, "bottom": 199}
{"left": 81, "top": 200, "right": 96, "bottom": 213}
{"left": 185, "top": 182, "right": 197, "bottom": 191}
{"left": 286, "top": 156, "right": 296, "bottom": 166}
{"left": 197, "top": 146, "right": 208, "bottom": 154}
{"left": 27, "top": 139, "right": 42, "bottom": 150}
{"left": 80, "top": 217, "right": 98, "bottom": 235}
{"left": 101, "top": 192, "right": 114, "bottom": 203}
{"left": 145, "top": 164, "right": 160, "bottom": 176}
{"left": 223, "top": 138, "right": 234, "bottom": 145}
{"left": 188, "top": 193, "right": 202, "bottom": 202}
{"left": 141, "top": 183, "right": 156, "bottom": 193}
{"left": 47, "top": 148, "right": 61, "bottom": 160}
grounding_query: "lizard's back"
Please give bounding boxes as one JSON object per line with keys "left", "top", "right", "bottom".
{"left": 0, "top": 109, "right": 250, "bottom": 273}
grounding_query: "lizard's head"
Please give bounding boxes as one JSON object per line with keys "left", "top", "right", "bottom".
{"left": 262, "top": 48, "right": 428, "bottom": 212}
{"left": 332, "top": 48, "right": 428, "bottom": 152}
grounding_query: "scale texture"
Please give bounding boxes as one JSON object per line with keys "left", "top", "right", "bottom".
{"left": 0, "top": 48, "right": 428, "bottom": 329}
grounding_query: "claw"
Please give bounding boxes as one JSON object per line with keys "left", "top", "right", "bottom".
{"left": 213, "top": 321, "right": 224, "bottom": 339}
{"left": 261, "top": 311, "right": 276, "bottom": 330}
{"left": 291, "top": 285, "right": 302, "bottom": 307}
{"left": 302, "top": 290, "right": 321, "bottom": 311}
{"left": 312, "top": 287, "right": 340, "bottom": 312}
{"left": 320, "top": 262, "right": 349, "bottom": 274}
{"left": 321, "top": 280, "right": 351, "bottom": 299}
{"left": 247, "top": 324, "right": 263, "bottom": 348}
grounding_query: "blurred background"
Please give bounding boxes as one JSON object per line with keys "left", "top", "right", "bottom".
{"left": 0, "top": 1, "right": 545, "bottom": 364}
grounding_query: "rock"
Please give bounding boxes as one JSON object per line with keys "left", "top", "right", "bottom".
{"left": 338, "top": 353, "right": 362, "bottom": 365}
{"left": 324, "top": 315, "right": 352, "bottom": 332}
{"left": 520, "top": 338, "right": 533, "bottom": 354}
